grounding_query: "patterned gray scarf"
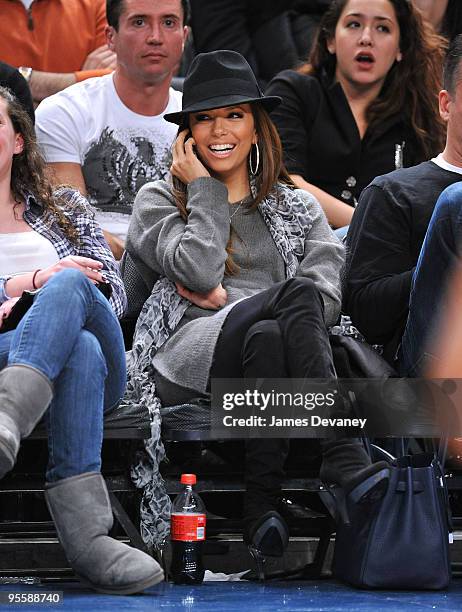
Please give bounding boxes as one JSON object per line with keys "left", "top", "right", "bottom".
{"left": 126, "top": 182, "right": 314, "bottom": 548}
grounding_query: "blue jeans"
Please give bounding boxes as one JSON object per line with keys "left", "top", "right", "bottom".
{"left": 0, "top": 269, "right": 126, "bottom": 482}
{"left": 398, "top": 183, "right": 462, "bottom": 376}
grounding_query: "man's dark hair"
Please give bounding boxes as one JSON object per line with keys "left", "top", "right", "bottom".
{"left": 106, "top": 0, "right": 190, "bottom": 30}
{"left": 443, "top": 34, "right": 462, "bottom": 94}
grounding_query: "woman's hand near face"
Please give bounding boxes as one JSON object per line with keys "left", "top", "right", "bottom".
{"left": 0, "top": 297, "right": 20, "bottom": 329}
{"left": 175, "top": 282, "right": 228, "bottom": 310}
{"left": 170, "top": 129, "right": 211, "bottom": 184}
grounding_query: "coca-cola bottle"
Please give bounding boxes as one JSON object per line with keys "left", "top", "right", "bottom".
{"left": 170, "top": 473, "right": 206, "bottom": 584}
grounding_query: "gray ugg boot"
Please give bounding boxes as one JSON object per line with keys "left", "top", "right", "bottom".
{"left": 0, "top": 365, "right": 53, "bottom": 477}
{"left": 45, "top": 472, "right": 164, "bottom": 594}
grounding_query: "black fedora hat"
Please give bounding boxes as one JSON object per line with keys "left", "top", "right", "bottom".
{"left": 164, "top": 50, "right": 281, "bottom": 125}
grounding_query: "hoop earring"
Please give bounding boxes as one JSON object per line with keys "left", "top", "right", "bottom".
{"left": 249, "top": 143, "right": 260, "bottom": 176}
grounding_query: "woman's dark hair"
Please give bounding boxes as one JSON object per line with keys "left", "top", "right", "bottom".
{"left": 300, "top": 0, "right": 447, "bottom": 157}
{"left": 171, "top": 104, "right": 294, "bottom": 275}
{"left": 0, "top": 86, "right": 78, "bottom": 242}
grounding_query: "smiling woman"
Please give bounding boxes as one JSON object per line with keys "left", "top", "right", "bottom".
{"left": 266, "top": 0, "right": 447, "bottom": 228}
{"left": 125, "top": 50, "right": 390, "bottom": 579}
{"left": 189, "top": 105, "right": 257, "bottom": 183}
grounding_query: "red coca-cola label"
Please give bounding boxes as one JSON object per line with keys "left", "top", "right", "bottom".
{"left": 171, "top": 513, "right": 206, "bottom": 541}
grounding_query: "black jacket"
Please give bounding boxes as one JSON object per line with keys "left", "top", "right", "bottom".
{"left": 267, "top": 70, "right": 426, "bottom": 208}
{"left": 343, "top": 160, "right": 462, "bottom": 360}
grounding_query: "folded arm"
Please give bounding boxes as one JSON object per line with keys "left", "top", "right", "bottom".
{"left": 126, "top": 178, "right": 231, "bottom": 294}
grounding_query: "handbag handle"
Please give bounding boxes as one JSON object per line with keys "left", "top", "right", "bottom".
{"left": 396, "top": 479, "right": 424, "bottom": 493}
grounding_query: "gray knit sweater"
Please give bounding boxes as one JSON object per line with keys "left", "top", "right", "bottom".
{"left": 126, "top": 177, "right": 344, "bottom": 393}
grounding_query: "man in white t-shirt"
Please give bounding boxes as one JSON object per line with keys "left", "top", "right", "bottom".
{"left": 36, "top": 0, "right": 189, "bottom": 258}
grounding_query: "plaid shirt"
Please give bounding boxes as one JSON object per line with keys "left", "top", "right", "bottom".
{"left": 0, "top": 188, "right": 127, "bottom": 318}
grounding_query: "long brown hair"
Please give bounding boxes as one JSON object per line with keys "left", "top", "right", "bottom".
{"left": 171, "top": 103, "right": 294, "bottom": 275}
{"left": 300, "top": 0, "right": 447, "bottom": 157}
{"left": 0, "top": 86, "right": 79, "bottom": 242}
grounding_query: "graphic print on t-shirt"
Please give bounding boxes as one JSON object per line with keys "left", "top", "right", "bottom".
{"left": 82, "top": 126, "right": 173, "bottom": 215}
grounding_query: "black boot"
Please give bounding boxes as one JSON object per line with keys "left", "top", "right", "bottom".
{"left": 243, "top": 439, "right": 290, "bottom": 580}
{"left": 243, "top": 499, "right": 289, "bottom": 581}
{"left": 243, "top": 487, "right": 289, "bottom": 554}
{"left": 320, "top": 439, "right": 389, "bottom": 494}
{"left": 319, "top": 439, "right": 390, "bottom": 523}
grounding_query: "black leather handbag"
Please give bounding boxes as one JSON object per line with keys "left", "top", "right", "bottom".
{"left": 333, "top": 447, "right": 452, "bottom": 590}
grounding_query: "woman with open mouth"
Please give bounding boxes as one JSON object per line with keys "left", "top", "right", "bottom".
{"left": 266, "top": 0, "right": 447, "bottom": 230}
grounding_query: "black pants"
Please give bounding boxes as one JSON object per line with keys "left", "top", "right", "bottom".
{"left": 209, "top": 277, "right": 336, "bottom": 515}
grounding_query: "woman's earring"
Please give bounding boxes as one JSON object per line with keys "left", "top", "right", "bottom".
{"left": 249, "top": 143, "right": 260, "bottom": 176}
